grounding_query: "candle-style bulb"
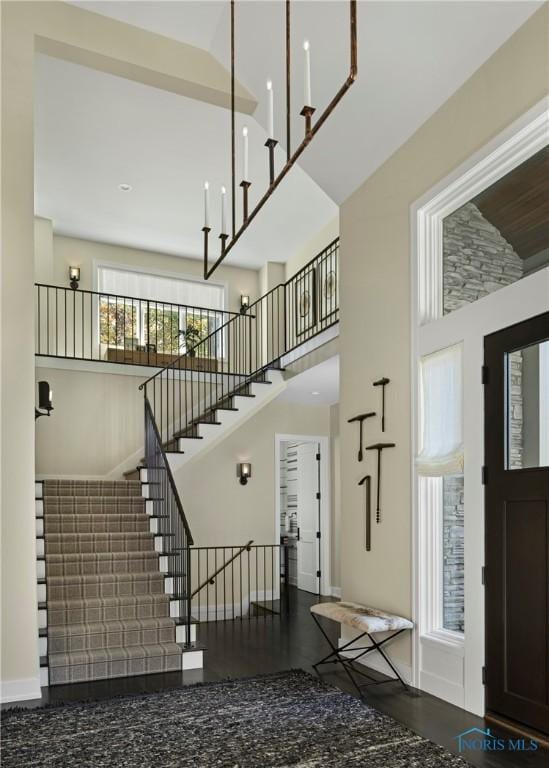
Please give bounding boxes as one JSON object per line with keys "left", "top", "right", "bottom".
{"left": 242, "top": 127, "right": 249, "bottom": 182}
{"left": 203, "top": 181, "right": 210, "bottom": 228}
{"left": 221, "top": 186, "right": 227, "bottom": 234}
{"left": 303, "top": 40, "right": 312, "bottom": 107}
{"left": 266, "top": 80, "right": 274, "bottom": 139}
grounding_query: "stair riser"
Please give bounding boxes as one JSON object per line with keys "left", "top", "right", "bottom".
{"left": 39, "top": 481, "right": 145, "bottom": 497}
{"left": 44, "top": 535, "right": 156, "bottom": 555}
{"left": 38, "top": 500, "right": 150, "bottom": 516}
{"left": 43, "top": 517, "right": 151, "bottom": 534}
{"left": 48, "top": 626, "right": 176, "bottom": 654}
{"left": 46, "top": 554, "right": 160, "bottom": 577}
{"left": 49, "top": 652, "right": 183, "bottom": 686}
{"left": 42, "top": 622, "right": 194, "bottom": 654}
{"left": 48, "top": 601, "right": 170, "bottom": 626}
{"left": 47, "top": 577, "right": 165, "bottom": 602}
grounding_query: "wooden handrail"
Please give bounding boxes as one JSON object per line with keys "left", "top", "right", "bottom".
{"left": 190, "top": 540, "right": 253, "bottom": 598}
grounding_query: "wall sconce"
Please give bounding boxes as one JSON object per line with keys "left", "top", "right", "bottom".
{"left": 240, "top": 295, "right": 250, "bottom": 314}
{"left": 237, "top": 462, "right": 252, "bottom": 485}
{"left": 69, "top": 266, "right": 80, "bottom": 290}
{"left": 35, "top": 380, "right": 54, "bottom": 420}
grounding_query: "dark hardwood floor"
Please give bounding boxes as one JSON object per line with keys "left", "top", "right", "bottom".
{"left": 3, "top": 588, "right": 545, "bottom": 768}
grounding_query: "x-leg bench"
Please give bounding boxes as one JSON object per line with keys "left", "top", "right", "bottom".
{"left": 310, "top": 601, "right": 413, "bottom": 698}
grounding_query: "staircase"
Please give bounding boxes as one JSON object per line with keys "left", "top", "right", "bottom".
{"left": 36, "top": 479, "right": 201, "bottom": 685}
{"left": 35, "top": 240, "right": 339, "bottom": 686}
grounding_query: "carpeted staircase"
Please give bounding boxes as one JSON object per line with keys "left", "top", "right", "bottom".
{"left": 38, "top": 479, "right": 190, "bottom": 685}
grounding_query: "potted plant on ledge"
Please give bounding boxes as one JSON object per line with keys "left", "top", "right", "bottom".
{"left": 182, "top": 318, "right": 204, "bottom": 357}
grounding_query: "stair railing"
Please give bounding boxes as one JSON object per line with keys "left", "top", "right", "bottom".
{"left": 139, "top": 237, "right": 339, "bottom": 457}
{"left": 190, "top": 540, "right": 254, "bottom": 598}
{"left": 144, "top": 398, "right": 194, "bottom": 645}
{"left": 190, "top": 543, "right": 283, "bottom": 622}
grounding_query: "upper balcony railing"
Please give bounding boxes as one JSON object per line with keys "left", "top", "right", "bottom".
{"left": 35, "top": 238, "right": 339, "bottom": 375}
{"left": 35, "top": 284, "right": 238, "bottom": 371}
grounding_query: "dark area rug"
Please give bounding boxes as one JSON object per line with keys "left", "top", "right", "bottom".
{"left": 1, "top": 669, "right": 469, "bottom": 767}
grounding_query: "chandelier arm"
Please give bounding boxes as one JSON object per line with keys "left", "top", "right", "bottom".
{"left": 231, "top": 0, "right": 236, "bottom": 239}
{"left": 204, "top": 0, "right": 357, "bottom": 281}
{"left": 286, "top": 0, "right": 291, "bottom": 163}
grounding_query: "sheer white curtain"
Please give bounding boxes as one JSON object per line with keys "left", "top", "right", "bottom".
{"left": 97, "top": 266, "right": 225, "bottom": 310}
{"left": 416, "top": 343, "right": 464, "bottom": 476}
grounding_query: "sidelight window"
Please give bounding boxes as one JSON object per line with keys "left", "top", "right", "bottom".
{"left": 417, "top": 343, "right": 465, "bottom": 635}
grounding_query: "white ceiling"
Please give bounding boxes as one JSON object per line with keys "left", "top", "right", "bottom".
{"left": 37, "top": 1, "right": 541, "bottom": 268}
{"left": 34, "top": 54, "right": 337, "bottom": 269}
{"left": 72, "top": 1, "right": 541, "bottom": 204}
{"left": 279, "top": 356, "right": 339, "bottom": 406}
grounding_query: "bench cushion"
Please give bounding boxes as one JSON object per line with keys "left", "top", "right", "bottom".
{"left": 311, "top": 601, "right": 413, "bottom": 634}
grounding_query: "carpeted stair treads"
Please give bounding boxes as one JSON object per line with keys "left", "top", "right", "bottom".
{"left": 41, "top": 479, "right": 183, "bottom": 684}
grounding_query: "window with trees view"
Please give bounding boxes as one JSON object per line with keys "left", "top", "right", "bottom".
{"left": 96, "top": 265, "right": 226, "bottom": 359}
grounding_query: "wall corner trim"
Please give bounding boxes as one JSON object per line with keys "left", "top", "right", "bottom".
{"left": 0, "top": 676, "right": 42, "bottom": 704}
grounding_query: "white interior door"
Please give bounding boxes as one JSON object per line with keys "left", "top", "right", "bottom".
{"left": 296, "top": 442, "right": 320, "bottom": 593}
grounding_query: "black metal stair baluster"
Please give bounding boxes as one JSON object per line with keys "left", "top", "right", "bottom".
{"left": 231, "top": 548, "right": 235, "bottom": 620}
{"left": 248, "top": 547, "right": 251, "bottom": 619}
{"left": 239, "top": 545, "right": 243, "bottom": 620}
{"left": 223, "top": 547, "right": 227, "bottom": 622}
{"left": 214, "top": 548, "right": 218, "bottom": 623}
{"left": 197, "top": 549, "right": 201, "bottom": 625}
{"left": 46, "top": 285, "right": 50, "bottom": 356}
{"left": 206, "top": 548, "right": 210, "bottom": 623}
{"left": 271, "top": 546, "right": 274, "bottom": 614}
{"left": 55, "top": 287, "right": 59, "bottom": 357}
{"left": 263, "top": 547, "right": 267, "bottom": 616}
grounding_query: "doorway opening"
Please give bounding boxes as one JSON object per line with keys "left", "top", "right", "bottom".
{"left": 275, "top": 434, "right": 331, "bottom": 597}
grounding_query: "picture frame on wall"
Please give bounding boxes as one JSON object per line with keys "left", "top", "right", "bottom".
{"left": 316, "top": 240, "right": 339, "bottom": 323}
{"left": 294, "top": 267, "right": 317, "bottom": 337}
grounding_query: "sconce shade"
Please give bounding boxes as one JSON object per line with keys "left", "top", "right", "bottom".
{"left": 237, "top": 462, "right": 252, "bottom": 485}
{"left": 38, "top": 380, "right": 53, "bottom": 411}
{"left": 69, "top": 266, "right": 81, "bottom": 289}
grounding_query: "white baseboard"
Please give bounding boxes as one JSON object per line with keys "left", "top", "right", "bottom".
{"left": 0, "top": 676, "right": 42, "bottom": 704}
{"left": 339, "top": 638, "right": 413, "bottom": 685}
{"left": 330, "top": 586, "right": 341, "bottom": 598}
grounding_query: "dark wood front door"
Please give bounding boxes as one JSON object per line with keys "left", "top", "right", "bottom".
{"left": 484, "top": 311, "right": 549, "bottom": 735}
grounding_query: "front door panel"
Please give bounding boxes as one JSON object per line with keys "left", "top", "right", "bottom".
{"left": 484, "top": 311, "right": 549, "bottom": 735}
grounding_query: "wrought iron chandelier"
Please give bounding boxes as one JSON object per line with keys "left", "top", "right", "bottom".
{"left": 202, "top": 0, "right": 357, "bottom": 280}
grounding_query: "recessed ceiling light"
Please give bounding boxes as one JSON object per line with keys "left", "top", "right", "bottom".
{"left": 311, "top": 391, "right": 321, "bottom": 396}
{"left": 118, "top": 183, "right": 132, "bottom": 192}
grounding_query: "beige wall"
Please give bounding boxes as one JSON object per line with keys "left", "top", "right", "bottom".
{"left": 175, "top": 399, "right": 331, "bottom": 550}
{"left": 339, "top": 5, "right": 549, "bottom": 667}
{"left": 0, "top": 0, "right": 251, "bottom": 697}
{"left": 1, "top": 1, "right": 38, "bottom": 697}
{"left": 34, "top": 229, "right": 261, "bottom": 315}
{"left": 35, "top": 367, "right": 146, "bottom": 478}
{"left": 285, "top": 215, "right": 339, "bottom": 281}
